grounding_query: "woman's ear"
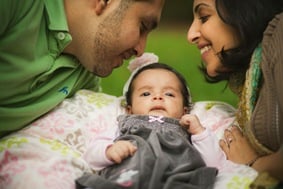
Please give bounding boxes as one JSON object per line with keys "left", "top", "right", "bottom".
{"left": 94, "top": 0, "right": 109, "bottom": 15}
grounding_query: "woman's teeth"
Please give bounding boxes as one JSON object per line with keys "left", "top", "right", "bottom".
{"left": 200, "top": 46, "right": 211, "bottom": 54}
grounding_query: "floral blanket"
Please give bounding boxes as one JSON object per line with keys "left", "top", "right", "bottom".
{"left": 0, "top": 90, "right": 257, "bottom": 189}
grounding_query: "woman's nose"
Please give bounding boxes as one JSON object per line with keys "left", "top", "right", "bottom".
{"left": 187, "top": 20, "right": 200, "bottom": 44}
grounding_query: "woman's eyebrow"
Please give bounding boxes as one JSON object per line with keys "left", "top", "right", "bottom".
{"left": 194, "top": 3, "right": 210, "bottom": 13}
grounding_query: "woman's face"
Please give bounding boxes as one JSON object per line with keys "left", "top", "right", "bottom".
{"left": 187, "top": 0, "right": 239, "bottom": 77}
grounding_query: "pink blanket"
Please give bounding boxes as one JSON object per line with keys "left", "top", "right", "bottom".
{"left": 0, "top": 90, "right": 257, "bottom": 189}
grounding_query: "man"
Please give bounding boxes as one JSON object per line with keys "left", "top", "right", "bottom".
{"left": 0, "top": 0, "right": 165, "bottom": 137}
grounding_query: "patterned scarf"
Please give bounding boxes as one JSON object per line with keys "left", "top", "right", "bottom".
{"left": 231, "top": 44, "right": 272, "bottom": 155}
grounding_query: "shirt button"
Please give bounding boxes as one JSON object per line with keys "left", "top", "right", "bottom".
{"left": 57, "top": 32, "right": 65, "bottom": 40}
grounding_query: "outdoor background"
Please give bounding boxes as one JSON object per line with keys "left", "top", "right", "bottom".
{"left": 101, "top": 1, "right": 238, "bottom": 107}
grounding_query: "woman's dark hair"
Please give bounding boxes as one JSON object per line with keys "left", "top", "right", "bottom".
{"left": 125, "top": 63, "right": 192, "bottom": 110}
{"left": 203, "top": 0, "right": 283, "bottom": 83}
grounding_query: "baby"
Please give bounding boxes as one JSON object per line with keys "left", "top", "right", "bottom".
{"left": 76, "top": 53, "right": 218, "bottom": 189}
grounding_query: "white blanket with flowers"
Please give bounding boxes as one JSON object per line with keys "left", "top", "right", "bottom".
{"left": 0, "top": 90, "right": 257, "bottom": 189}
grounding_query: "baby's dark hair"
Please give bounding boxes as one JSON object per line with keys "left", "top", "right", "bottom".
{"left": 125, "top": 63, "right": 192, "bottom": 111}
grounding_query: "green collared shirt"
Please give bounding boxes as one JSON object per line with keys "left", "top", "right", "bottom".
{"left": 0, "top": 0, "right": 100, "bottom": 137}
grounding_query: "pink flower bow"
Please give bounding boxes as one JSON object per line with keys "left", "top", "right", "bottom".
{"left": 127, "top": 52, "right": 159, "bottom": 72}
{"left": 148, "top": 115, "right": 164, "bottom": 123}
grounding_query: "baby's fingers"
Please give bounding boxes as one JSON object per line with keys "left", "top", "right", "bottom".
{"left": 110, "top": 152, "right": 123, "bottom": 164}
{"left": 124, "top": 141, "right": 137, "bottom": 156}
{"left": 107, "top": 141, "right": 137, "bottom": 163}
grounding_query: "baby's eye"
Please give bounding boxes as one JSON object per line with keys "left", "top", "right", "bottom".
{"left": 165, "top": 92, "right": 174, "bottom": 97}
{"left": 141, "top": 92, "right": 150, "bottom": 96}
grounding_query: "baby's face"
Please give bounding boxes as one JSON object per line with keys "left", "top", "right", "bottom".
{"left": 127, "top": 69, "right": 187, "bottom": 118}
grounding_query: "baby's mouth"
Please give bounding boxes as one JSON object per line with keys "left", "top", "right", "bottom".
{"left": 150, "top": 106, "right": 165, "bottom": 112}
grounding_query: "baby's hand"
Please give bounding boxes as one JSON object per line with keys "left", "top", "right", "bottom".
{"left": 180, "top": 114, "right": 205, "bottom": 135}
{"left": 106, "top": 140, "right": 137, "bottom": 164}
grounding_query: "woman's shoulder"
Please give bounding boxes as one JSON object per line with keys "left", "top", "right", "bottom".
{"left": 263, "top": 12, "right": 283, "bottom": 39}
{"left": 262, "top": 12, "right": 283, "bottom": 65}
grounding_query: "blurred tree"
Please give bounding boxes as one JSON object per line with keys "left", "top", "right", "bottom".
{"left": 161, "top": 1, "right": 193, "bottom": 24}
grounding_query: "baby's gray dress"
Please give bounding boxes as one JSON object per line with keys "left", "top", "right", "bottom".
{"left": 76, "top": 115, "right": 217, "bottom": 189}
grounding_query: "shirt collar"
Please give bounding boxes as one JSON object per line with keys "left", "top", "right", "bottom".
{"left": 44, "top": 0, "right": 69, "bottom": 31}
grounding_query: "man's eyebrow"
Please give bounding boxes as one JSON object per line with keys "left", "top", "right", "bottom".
{"left": 194, "top": 3, "right": 210, "bottom": 13}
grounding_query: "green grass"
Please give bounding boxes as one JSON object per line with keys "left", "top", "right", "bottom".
{"left": 101, "top": 26, "right": 238, "bottom": 107}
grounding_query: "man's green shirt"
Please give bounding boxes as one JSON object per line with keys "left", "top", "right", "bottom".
{"left": 0, "top": 0, "right": 100, "bottom": 137}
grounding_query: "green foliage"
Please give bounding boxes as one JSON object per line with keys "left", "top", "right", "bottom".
{"left": 101, "top": 26, "right": 238, "bottom": 107}
{"left": 161, "top": 0, "right": 193, "bottom": 23}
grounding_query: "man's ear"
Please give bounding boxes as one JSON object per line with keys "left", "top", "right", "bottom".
{"left": 94, "top": 0, "right": 109, "bottom": 15}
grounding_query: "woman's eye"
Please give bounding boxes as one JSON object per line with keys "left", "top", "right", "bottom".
{"left": 141, "top": 92, "right": 150, "bottom": 96}
{"left": 199, "top": 15, "right": 209, "bottom": 23}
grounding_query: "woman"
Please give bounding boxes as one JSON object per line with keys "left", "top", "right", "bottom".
{"left": 187, "top": 0, "right": 283, "bottom": 182}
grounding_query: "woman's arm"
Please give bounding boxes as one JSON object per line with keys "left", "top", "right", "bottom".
{"left": 220, "top": 126, "right": 283, "bottom": 181}
{"left": 252, "top": 147, "right": 283, "bottom": 181}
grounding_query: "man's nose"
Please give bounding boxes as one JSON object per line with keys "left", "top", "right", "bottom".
{"left": 134, "top": 35, "right": 147, "bottom": 57}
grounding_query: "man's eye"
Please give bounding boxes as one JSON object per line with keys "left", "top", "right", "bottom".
{"left": 141, "top": 92, "right": 150, "bottom": 96}
{"left": 140, "top": 22, "right": 148, "bottom": 33}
